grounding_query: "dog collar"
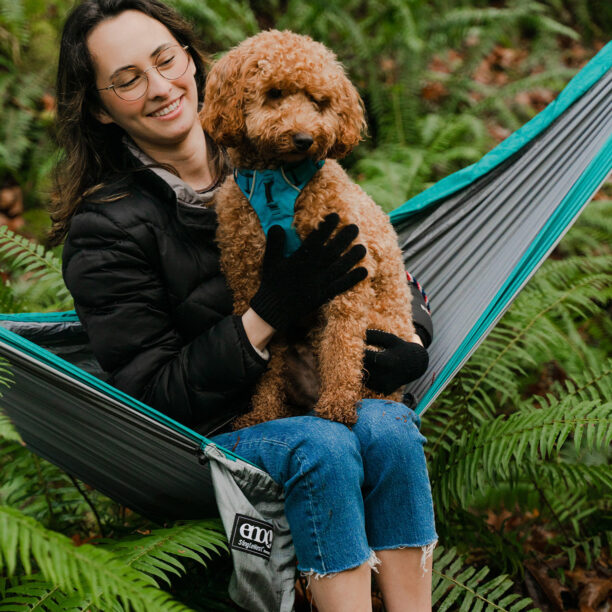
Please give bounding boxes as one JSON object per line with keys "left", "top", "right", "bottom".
{"left": 234, "top": 158, "right": 325, "bottom": 256}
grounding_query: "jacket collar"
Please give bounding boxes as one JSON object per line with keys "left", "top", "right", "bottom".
{"left": 121, "top": 137, "right": 219, "bottom": 231}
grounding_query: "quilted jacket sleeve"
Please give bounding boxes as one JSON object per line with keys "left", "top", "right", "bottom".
{"left": 62, "top": 207, "right": 267, "bottom": 428}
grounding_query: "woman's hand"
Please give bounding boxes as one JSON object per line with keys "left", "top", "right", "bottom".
{"left": 363, "top": 330, "right": 429, "bottom": 395}
{"left": 250, "top": 213, "right": 368, "bottom": 333}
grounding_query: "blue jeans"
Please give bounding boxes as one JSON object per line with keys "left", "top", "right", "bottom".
{"left": 210, "top": 399, "right": 438, "bottom": 577}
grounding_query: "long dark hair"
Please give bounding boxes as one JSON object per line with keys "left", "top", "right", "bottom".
{"left": 49, "top": 0, "right": 216, "bottom": 246}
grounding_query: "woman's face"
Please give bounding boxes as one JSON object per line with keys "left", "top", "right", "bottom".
{"left": 87, "top": 10, "right": 199, "bottom": 152}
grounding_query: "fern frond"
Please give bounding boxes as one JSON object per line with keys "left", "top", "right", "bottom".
{"left": 0, "top": 572, "right": 124, "bottom": 611}
{"left": 0, "top": 439, "right": 100, "bottom": 529}
{"left": 563, "top": 532, "right": 611, "bottom": 571}
{"left": 107, "top": 520, "right": 228, "bottom": 587}
{"left": 0, "top": 574, "right": 71, "bottom": 611}
{"left": 0, "top": 225, "right": 60, "bottom": 276}
{"left": 0, "top": 518, "right": 228, "bottom": 608}
{"left": 431, "top": 545, "right": 536, "bottom": 611}
{"left": 538, "top": 461, "right": 612, "bottom": 496}
{"left": 463, "top": 267, "right": 611, "bottom": 405}
{"left": 432, "top": 399, "right": 612, "bottom": 512}
{"left": 0, "top": 225, "right": 73, "bottom": 310}
{"left": 0, "top": 505, "right": 191, "bottom": 611}
{"left": 537, "top": 357, "right": 612, "bottom": 408}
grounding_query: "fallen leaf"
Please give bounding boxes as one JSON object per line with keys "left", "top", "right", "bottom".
{"left": 526, "top": 560, "right": 571, "bottom": 610}
{"left": 579, "top": 577, "right": 612, "bottom": 609}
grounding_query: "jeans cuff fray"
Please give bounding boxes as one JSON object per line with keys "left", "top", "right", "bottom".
{"left": 372, "top": 538, "right": 438, "bottom": 578}
{"left": 299, "top": 549, "right": 381, "bottom": 590}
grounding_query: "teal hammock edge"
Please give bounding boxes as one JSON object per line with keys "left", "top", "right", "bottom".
{"left": 416, "top": 132, "right": 612, "bottom": 414}
{"left": 0, "top": 311, "right": 78, "bottom": 322}
{"left": 0, "top": 323, "right": 257, "bottom": 467}
{"left": 389, "top": 40, "right": 612, "bottom": 224}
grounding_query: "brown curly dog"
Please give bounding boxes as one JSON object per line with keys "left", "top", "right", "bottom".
{"left": 200, "top": 29, "right": 415, "bottom": 428}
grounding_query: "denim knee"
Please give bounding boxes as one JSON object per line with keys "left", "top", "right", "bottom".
{"left": 286, "top": 417, "right": 364, "bottom": 486}
{"left": 353, "top": 399, "right": 427, "bottom": 457}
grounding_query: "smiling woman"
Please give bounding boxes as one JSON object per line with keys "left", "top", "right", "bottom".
{"left": 88, "top": 11, "right": 204, "bottom": 164}
{"left": 50, "top": 2, "right": 438, "bottom": 611}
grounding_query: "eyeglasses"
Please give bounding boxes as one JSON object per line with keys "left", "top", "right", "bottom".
{"left": 96, "top": 44, "right": 190, "bottom": 101}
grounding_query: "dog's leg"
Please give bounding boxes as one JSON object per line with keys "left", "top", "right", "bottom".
{"left": 215, "top": 183, "right": 267, "bottom": 315}
{"left": 313, "top": 283, "right": 374, "bottom": 426}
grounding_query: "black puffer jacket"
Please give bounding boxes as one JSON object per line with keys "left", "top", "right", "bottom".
{"left": 62, "top": 149, "right": 268, "bottom": 436}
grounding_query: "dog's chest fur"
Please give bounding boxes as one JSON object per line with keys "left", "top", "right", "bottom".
{"left": 214, "top": 160, "right": 364, "bottom": 411}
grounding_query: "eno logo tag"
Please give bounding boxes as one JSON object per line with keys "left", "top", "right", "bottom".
{"left": 230, "top": 514, "right": 274, "bottom": 560}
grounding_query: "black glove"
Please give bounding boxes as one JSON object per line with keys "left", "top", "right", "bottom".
{"left": 363, "top": 329, "right": 429, "bottom": 395}
{"left": 250, "top": 213, "right": 368, "bottom": 332}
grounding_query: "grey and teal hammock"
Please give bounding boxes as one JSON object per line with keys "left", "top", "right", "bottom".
{"left": 1, "top": 42, "right": 611, "bottom": 612}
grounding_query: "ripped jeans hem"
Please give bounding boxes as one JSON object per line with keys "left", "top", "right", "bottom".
{"left": 372, "top": 538, "right": 438, "bottom": 577}
{"left": 299, "top": 539, "right": 438, "bottom": 587}
{"left": 299, "top": 549, "right": 382, "bottom": 587}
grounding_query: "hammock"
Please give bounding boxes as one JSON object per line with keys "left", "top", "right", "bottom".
{"left": 1, "top": 42, "right": 610, "bottom": 612}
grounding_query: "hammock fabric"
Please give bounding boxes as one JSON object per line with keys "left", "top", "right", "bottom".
{"left": 1, "top": 42, "right": 611, "bottom": 612}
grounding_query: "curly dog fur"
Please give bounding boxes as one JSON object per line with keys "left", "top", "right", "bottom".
{"left": 201, "top": 29, "right": 415, "bottom": 428}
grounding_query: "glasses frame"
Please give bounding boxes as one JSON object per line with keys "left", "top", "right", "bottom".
{"left": 96, "top": 44, "right": 191, "bottom": 101}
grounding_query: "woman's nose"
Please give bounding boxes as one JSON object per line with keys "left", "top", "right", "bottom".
{"left": 146, "top": 69, "right": 173, "bottom": 99}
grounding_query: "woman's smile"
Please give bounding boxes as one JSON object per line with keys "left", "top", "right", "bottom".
{"left": 148, "top": 95, "right": 183, "bottom": 119}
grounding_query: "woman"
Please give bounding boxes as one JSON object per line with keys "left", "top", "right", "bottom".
{"left": 50, "top": 1, "right": 438, "bottom": 610}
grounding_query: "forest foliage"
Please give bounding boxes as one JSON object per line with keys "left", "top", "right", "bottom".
{"left": 0, "top": 0, "right": 610, "bottom": 610}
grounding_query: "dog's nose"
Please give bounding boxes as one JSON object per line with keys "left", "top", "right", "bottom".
{"left": 293, "top": 133, "right": 313, "bottom": 151}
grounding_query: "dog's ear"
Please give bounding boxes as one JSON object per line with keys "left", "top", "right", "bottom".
{"left": 200, "top": 51, "right": 247, "bottom": 147}
{"left": 327, "top": 67, "right": 367, "bottom": 159}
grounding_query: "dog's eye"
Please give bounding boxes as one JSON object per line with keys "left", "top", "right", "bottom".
{"left": 308, "top": 94, "right": 329, "bottom": 110}
{"left": 267, "top": 88, "right": 283, "bottom": 99}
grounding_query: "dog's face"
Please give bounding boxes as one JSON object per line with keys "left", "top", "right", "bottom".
{"left": 201, "top": 30, "right": 366, "bottom": 168}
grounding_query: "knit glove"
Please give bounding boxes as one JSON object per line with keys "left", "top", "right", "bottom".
{"left": 363, "top": 329, "right": 429, "bottom": 395}
{"left": 250, "top": 213, "right": 368, "bottom": 332}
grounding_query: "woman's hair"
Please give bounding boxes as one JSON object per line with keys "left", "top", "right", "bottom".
{"left": 49, "top": 0, "right": 224, "bottom": 246}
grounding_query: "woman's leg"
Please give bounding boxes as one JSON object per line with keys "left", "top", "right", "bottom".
{"left": 210, "top": 416, "right": 379, "bottom": 612}
{"left": 351, "top": 399, "right": 438, "bottom": 612}
{"left": 374, "top": 547, "right": 434, "bottom": 611}
{"left": 304, "top": 560, "right": 372, "bottom": 612}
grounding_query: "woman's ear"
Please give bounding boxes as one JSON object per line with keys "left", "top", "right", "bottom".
{"left": 93, "top": 105, "right": 115, "bottom": 125}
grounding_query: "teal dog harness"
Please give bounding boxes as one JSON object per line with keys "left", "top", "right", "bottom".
{"left": 234, "top": 158, "right": 325, "bottom": 256}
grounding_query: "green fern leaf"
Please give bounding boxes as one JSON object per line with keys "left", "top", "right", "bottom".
{"left": 0, "top": 505, "right": 192, "bottom": 611}
{"left": 431, "top": 545, "right": 537, "bottom": 611}
{"left": 106, "top": 520, "right": 228, "bottom": 587}
{"left": 432, "top": 397, "right": 612, "bottom": 511}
